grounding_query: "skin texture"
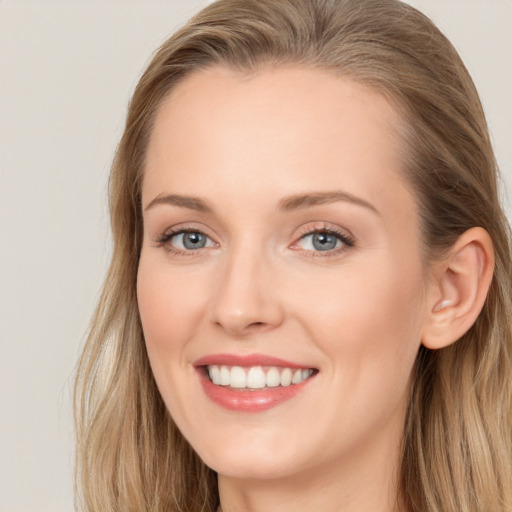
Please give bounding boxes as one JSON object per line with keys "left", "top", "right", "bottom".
{"left": 137, "top": 65, "right": 472, "bottom": 512}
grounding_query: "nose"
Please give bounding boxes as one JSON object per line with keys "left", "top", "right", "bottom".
{"left": 209, "top": 245, "right": 285, "bottom": 336}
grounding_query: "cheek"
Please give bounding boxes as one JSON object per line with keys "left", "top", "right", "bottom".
{"left": 291, "top": 255, "right": 424, "bottom": 338}
{"left": 136, "top": 256, "right": 213, "bottom": 427}
{"left": 287, "top": 256, "right": 425, "bottom": 393}
{"left": 136, "top": 255, "right": 210, "bottom": 385}
{"left": 293, "top": 262, "right": 425, "bottom": 450}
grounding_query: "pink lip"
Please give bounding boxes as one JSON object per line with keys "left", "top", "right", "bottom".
{"left": 194, "top": 353, "right": 317, "bottom": 413}
{"left": 194, "top": 353, "right": 308, "bottom": 368}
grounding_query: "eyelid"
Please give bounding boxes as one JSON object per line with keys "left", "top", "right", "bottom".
{"left": 153, "top": 221, "right": 216, "bottom": 242}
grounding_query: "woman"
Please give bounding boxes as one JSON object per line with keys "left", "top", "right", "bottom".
{"left": 74, "top": 0, "right": 512, "bottom": 511}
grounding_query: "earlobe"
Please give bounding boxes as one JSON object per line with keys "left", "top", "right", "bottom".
{"left": 422, "top": 227, "right": 494, "bottom": 350}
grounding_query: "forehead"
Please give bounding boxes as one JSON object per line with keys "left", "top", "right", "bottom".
{"left": 143, "top": 64, "right": 415, "bottom": 223}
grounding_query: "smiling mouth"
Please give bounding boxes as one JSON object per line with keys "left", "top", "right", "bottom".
{"left": 205, "top": 365, "right": 317, "bottom": 390}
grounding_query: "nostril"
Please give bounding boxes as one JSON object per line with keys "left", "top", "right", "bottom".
{"left": 248, "top": 321, "right": 268, "bottom": 330}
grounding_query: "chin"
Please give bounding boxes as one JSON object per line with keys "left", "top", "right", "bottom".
{"left": 191, "top": 430, "right": 308, "bottom": 481}
{"left": 206, "top": 452, "right": 301, "bottom": 481}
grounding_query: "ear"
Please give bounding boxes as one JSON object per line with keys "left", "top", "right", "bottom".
{"left": 422, "top": 227, "right": 494, "bottom": 350}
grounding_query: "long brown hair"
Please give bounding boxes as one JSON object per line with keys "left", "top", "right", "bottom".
{"left": 74, "top": 1, "right": 512, "bottom": 510}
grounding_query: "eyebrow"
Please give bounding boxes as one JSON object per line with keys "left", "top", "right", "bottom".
{"left": 144, "top": 194, "right": 213, "bottom": 213}
{"left": 278, "top": 191, "right": 380, "bottom": 215}
{"left": 144, "top": 190, "right": 380, "bottom": 216}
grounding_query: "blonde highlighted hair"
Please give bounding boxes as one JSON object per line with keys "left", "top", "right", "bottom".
{"left": 74, "top": 1, "right": 512, "bottom": 511}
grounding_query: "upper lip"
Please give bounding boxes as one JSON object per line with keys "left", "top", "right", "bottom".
{"left": 194, "top": 353, "right": 315, "bottom": 369}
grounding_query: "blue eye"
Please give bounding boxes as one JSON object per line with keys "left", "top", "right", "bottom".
{"left": 167, "top": 231, "right": 215, "bottom": 251}
{"left": 296, "top": 230, "right": 353, "bottom": 253}
{"left": 309, "top": 232, "right": 339, "bottom": 251}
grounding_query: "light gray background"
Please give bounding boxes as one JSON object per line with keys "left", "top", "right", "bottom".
{"left": 1, "top": 1, "right": 511, "bottom": 511}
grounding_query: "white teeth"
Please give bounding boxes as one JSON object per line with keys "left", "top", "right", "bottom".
{"left": 220, "top": 365, "right": 230, "bottom": 386}
{"left": 206, "top": 365, "right": 315, "bottom": 389}
{"left": 266, "top": 367, "right": 280, "bottom": 387}
{"left": 292, "top": 369, "right": 303, "bottom": 384}
{"left": 280, "top": 368, "right": 292, "bottom": 386}
{"left": 247, "top": 367, "right": 266, "bottom": 388}
{"left": 230, "top": 366, "right": 247, "bottom": 388}
{"left": 208, "top": 365, "right": 221, "bottom": 385}
{"left": 302, "top": 369, "right": 314, "bottom": 380}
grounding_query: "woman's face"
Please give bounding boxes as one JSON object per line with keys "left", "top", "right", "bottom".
{"left": 138, "top": 65, "right": 431, "bottom": 481}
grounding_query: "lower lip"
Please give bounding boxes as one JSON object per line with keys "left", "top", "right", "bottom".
{"left": 198, "top": 369, "right": 315, "bottom": 412}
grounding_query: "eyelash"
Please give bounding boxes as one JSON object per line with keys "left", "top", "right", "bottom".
{"left": 293, "top": 225, "right": 355, "bottom": 258}
{"left": 154, "top": 224, "right": 355, "bottom": 258}
{"left": 154, "top": 227, "right": 216, "bottom": 257}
